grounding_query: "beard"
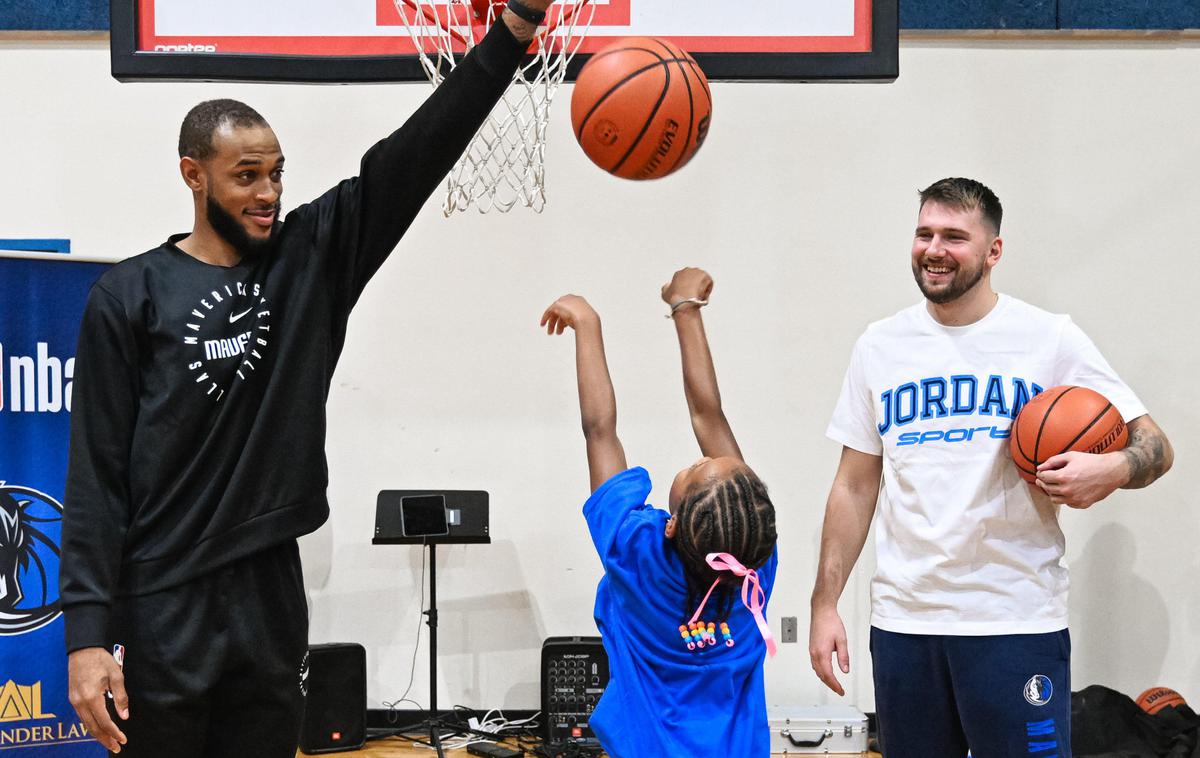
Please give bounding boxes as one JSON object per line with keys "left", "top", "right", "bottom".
{"left": 206, "top": 195, "right": 281, "bottom": 258}
{"left": 912, "top": 259, "right": 986, "bottom": 304}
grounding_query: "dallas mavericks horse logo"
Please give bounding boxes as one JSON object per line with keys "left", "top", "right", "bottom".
{"left": 1024, "top": 674, "right": 1053, "bottom": 706}
{"left": 0, "top": 484, "right": 63, "bottom": 636}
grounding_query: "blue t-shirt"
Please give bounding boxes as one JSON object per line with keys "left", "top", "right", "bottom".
{"left": 583, "top": 467, "right": 778, "bottom": 758}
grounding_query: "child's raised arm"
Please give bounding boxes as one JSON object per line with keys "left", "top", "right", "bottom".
{"left": 541, "top": 294, "right": 628, "bottom": 492}
{"left": 662, "top": 268, "right": 744, "bottom": 461}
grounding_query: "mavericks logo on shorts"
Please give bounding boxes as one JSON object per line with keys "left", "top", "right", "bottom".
{"left": 1024, "top": 675, "right": 1053, "bottom": 706}
{"left": 299, "top": 650, "right": 310, "bottom": 697}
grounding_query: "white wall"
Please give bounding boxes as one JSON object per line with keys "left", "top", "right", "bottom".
{"left": 2, "top": 35, "right": 1197, "bottom": 713}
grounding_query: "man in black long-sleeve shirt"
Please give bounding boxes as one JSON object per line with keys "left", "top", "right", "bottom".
{"left": 60, "top": 5, "right": 551, "bottom": 755}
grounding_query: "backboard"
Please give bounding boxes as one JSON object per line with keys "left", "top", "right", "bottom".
{"left": 110, "top": 0, "right": 897, "bottom": 83}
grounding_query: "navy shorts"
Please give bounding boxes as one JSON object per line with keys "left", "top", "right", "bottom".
{"left": 870, "top": 627, "right": 1071, "bottom": 758}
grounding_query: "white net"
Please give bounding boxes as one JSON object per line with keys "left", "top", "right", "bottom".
{"left": 393, "top": 0, "right": 597, "bottom": 214}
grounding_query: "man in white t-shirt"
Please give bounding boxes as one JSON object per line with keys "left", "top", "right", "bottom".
{"left": 808, "top": 178, "right": 1173, "bottom": 757}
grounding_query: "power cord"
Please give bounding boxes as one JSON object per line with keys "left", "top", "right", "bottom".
{"left": 406, "top": 708, "right": 542, "bottom": 751}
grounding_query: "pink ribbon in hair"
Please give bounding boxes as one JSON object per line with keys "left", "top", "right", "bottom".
{"left": 686, "top": 552, "right": 777, "bottom": 657}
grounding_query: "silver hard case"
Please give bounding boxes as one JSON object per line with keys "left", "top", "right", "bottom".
{"left": 768, "top": 705, "right": 869, "bottom": 754}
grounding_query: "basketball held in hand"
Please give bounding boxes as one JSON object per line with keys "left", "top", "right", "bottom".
{"left": 1010, "top": 386, "right": 1128, "bottom": 483}
{"left": 571, "top": 37, "right": 712, "bottom": 180}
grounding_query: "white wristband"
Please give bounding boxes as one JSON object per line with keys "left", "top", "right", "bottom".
{"left": 666, "top": 298, "right": 708, "bottom": 318}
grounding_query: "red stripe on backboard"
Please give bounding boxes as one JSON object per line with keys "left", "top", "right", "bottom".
{"left": 857, "top": 0, "right": 873, "bottom": 52}
{"left": 138, "top": 0, "right": 155, "bottom": 50}
{"left": 140, "top": 0, "right": 870, "bottom": 55}
{"left": 376, "top": 0, "right": 630, "bottom": 27}
{"left": 579, "top": 33, "right": 869, "bottom": 54}
{"left": 370, "top": 0, "right": 629, "bottom": 49}
{"left": 376, "top": 0, "right": 473, "bottom": 28}
{"left": 136, "top": 33, "right": 869, "bottom": 57}
{"left": 593, "top": 0, "right": 630, "bottom": 27}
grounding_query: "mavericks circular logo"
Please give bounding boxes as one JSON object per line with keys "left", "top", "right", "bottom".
{"left": 0, "top": 484, "right": 63, "bottom": 636}
{"left": 1024, "top": 674, "right": 1053, "bottom": 706}
{"left": 181, "top": 280, "right": 272, "bottom": 403}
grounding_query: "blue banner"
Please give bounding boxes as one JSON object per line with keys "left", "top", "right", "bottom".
{"left": 0, "top": 256, "right": 109, "bottom": 756}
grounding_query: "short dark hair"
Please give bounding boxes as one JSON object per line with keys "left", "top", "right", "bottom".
{"left": 674, "top": 469, "right": 777, "bottom": 623}
{"left": 919, "top": 177, "right": 1003, "bottom": 234}
{"left": 178, "top": 99, "right": 269, "bottom": 160}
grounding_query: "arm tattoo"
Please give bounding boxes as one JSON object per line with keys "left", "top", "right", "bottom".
{"left": 1120, "top": 424, "right": 1171, "bottom": 489}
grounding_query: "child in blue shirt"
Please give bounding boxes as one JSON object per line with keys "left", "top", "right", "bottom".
{"left": 540, "top": 267, "right": 779, "bottom": 757}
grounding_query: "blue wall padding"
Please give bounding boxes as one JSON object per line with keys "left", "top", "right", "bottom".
{"left": 1059, "top": 0, "right": 1199, "bottom": 29}
{"left": 0, "top": 240, "right": 72, "bottom": 253}
{"left": 0, "top": 0, "right": 109, "bottom": 31}
{"left": 901, "top": 0, "right": 1058, "bottom": 29}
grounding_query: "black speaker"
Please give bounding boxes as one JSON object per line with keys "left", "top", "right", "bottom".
{"left": 540, "top": 636, "right": 608, "bottom": 747}
{"left": 299, "top": 643, "right": 367, "bottom": 754}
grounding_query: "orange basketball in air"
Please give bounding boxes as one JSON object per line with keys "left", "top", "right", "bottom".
{"left": 571, "top": 37, "right": 712, "bottom": 180}
{"left": 1136, "top": 686, "right": 1187, "bottom": 714}
{"left": 1009, "top": 386, "right": 1128, "bottom": 483}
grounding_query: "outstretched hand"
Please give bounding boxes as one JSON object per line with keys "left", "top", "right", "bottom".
{"left": 501, "top": 0, "right": 554, "bottom": 42}
{"left": 661, "top": 267, "right": 714, "bottom": 309}
{"left": 68, "top": 647, "right": 128, "bottom": 753}
{"left": 540, "top": 294, "right": 599, "bottom": 335}
{"left": 541, "top": 292, "right": 625, "bottom": 490}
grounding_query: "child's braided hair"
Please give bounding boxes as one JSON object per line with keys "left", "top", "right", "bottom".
{"left": 673, "top": 468, "right": 777, "bottom": 623}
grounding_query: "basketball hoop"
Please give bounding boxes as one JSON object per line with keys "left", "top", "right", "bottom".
{"left": 393, "top": 0, "right": 596, "bottom": 214}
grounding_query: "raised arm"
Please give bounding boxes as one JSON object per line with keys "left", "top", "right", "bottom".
{"left": 311, "top": 0, "right": 555, "bottom": 307}
{"left": 541, "top": 295, "right": 628, "bottom": 492}
{"left": 809, "top": 446, "right": 883, "bottom": 696}
{"left": 661, "top": 268, "right": 742, "bottom": 461}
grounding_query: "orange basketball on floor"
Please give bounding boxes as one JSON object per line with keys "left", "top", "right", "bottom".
{"left": 571, "top": 37, "right": 712, "bottom": 180}
{"left": 1136, "top": 686, "right": 1187, "bottom": 714}
{"left": 1009, "top": 385, "right": 1128, "bottom": 483}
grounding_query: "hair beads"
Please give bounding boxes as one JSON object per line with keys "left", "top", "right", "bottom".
{"left": 675, "top": 471, "right": 777, "bottom": 627}
{"left": 679, "top": 625, "right": 695, "bottom": 650}
{"left": 680, "top": 620, "right": 733, "bottom": 652}
{"left": 676, "top": 553, "right": 776, "bottom": 658}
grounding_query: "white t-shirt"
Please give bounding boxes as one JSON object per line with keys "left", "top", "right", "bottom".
{"left": 827, "top": 294, "right": 1146, "bottom": 635}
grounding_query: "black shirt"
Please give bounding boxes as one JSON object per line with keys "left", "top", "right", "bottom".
{"left": 61, "top": 22, "right": 527, "bottom": 653}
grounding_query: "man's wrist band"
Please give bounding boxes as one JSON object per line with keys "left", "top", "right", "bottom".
{"left": 666, "top": 298, "right": 709, "bottom": 318}
{"left": 506, "top": 0, "right": 547, "bottom": 25}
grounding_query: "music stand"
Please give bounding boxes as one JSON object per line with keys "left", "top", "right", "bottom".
{"left": 373, "top": 490, "right": 490, "bottom": 755}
